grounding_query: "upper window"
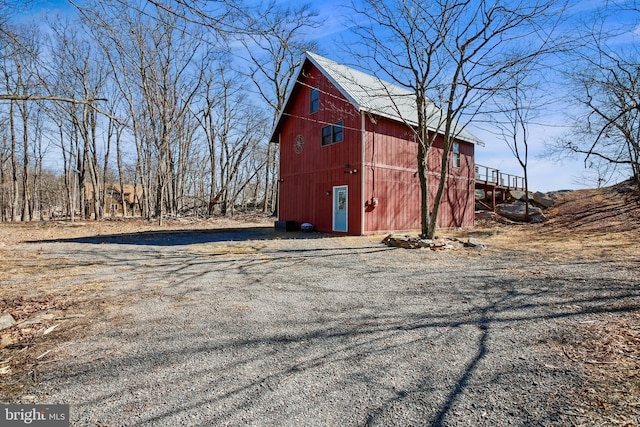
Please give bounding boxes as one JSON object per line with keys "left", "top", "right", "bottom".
{"left": 322, "top": 125, "right": 332, "bottom": 145}
{"left": 333, "top": 121, "right": 343, "bottom": 142}
{"left": 322, "top": 121, "right": 344, "bottom": 146}
{"left": 452, "top": 142, "right": 461, "bottom": 168}
{"left": 310, "top": 87, "right": 319, "bottom": 114}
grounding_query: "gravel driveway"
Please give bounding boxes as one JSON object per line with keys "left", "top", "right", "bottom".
{"left": 26, "top": 229, "right": 639, "bottom": 426}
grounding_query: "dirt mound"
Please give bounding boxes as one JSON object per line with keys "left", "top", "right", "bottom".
{"left": 543, "top": 180, "right": 640, "bottom": 233}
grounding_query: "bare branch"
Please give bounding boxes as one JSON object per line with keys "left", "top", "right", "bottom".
{"left": 0, "top": 94, "right": 107, "bottom": 104}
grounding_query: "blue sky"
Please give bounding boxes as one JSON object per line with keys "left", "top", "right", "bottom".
{"left": 18, "top": 0, "right": 74, "bottom": 18}
{"left": 19, "top": 0, "right": 639, "bottom": 192}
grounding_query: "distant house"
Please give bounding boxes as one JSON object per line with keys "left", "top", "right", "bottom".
{"left": 270, "top": 52, "right": 482, "bottom": 235}
{"left": 85, "top": 184, "right": 142, "bottom": 217}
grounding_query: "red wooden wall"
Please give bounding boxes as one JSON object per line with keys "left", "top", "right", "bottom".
{"left": 362, "top": 115, "right": 475, "bottom": 234}
{"left": 277, "top": 61, "right": 363, "bottom": 234}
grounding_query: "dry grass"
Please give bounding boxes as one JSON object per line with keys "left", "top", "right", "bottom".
{"left": 469, "top": 184, "right": 640, "bottom": 264}
{"left": 0, "top": 243, "right": 111, "bottom": 399}
{"left": 471, "top": 225, "right": 639, "bottom": 264}
{"left": 560, "top": 312, "right": 640, "bottom": 426}
{"left": 0, "top": 215, "right": 272, "bottom": 246}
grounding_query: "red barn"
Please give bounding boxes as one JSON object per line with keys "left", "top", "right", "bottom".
{"left": 270, "top": 52, "right": 482, "bottom": 235}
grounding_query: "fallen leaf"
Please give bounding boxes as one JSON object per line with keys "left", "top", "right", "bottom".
{"left": 42, "top": 324, "right": 60, "bottom": 335}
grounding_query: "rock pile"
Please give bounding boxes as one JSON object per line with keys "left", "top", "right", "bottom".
{"left": 481, "top": 189, "right": 561, "bottom": 223}
{"left": 382, "top": 234, "right": 486, "bottom": 250}
{"left": 495, "top": 202, "right": 547, "bottom": 223}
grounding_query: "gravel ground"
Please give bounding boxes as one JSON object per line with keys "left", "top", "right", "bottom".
{"left": 12, "top": 230, "right": 640, "bottom": 426}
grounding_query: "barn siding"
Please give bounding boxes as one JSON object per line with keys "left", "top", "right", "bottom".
{"left": 278, "top": 63, "right": 363, "bottom": 234}
{"left": 363, "top": 116, "right": 475, "bottom": 233}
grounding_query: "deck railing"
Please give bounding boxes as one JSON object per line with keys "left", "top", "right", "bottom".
{"left": 475, "top": 164, "right": 525, "bottom": 190}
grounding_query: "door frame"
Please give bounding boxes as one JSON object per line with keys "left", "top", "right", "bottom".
{"left": 332, "top": 185, "right": 348, "bottom": 232}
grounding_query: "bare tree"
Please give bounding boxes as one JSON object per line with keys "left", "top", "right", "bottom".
{"left": 0, "top": 125, "right": 9, "bottom": 221}
{"left": 77, "top": 0, "right": 211, "bottom": 223}
{"left": 29, "top": 107, "right": 47, "bottom": 220}
{"left": 210, "top": 69, "right": 269, "bottom": 216}
{"left": 236, "top": 3, "right": 318, "bottom": 214}
{"left": 1, "top": 8, "right": 106, "bottom": 108}
{"left": 149, "top": 0, "right": 319, "bottom": 215}
{"left": 492, "top": 73, "right": 539, "bottom": 220}
{"left": 48, "top": 18, "right": 111, "bottom": 220}
{"left": 77, "top": 3, "right": 154, "bottom": 219}
{"left": 351, "top": 0, "right": 564, "bottom": 238}
{"left": 0, "top": 24, "right": 46, "bottom": 221}
{"left": 0, "top": 0, "right": 421, "bottom": 223}
{"left": 1, "top": 52, "right": 20, "bottom": 221}
{"left": 237, "top": 2, "right": 319, "bottom": 214}
{"left": 16, "top": 66, "right": 32, "bottom": 221}
{"left": 196, "top": 68, "right": 221, "bottom": 216}
{"left": 239, "top": 3, "right": 318, "bottom": 118}
{"left": 0, "top": 1, "right": 33, "bottom": 37}
{"left": 555, "top": 4, "right": 640, "bottom": 191}
{"left": 0, "top": 15, "right": 111, "bottom": 223}
{"left": 135, "top": 7, "right": 205, "bottom": 223}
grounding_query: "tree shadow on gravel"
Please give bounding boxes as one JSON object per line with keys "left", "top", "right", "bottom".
{"left": 25, "top": 226, "right": 331, "bottom": 246}
{"left": 49, "top": 290, "right": 639, "bottom": 426}
{"left": 429, "top": 311, "right": 490, "bottom": 427}
{"left": 362, "top": 278, "right": 640, "bottom": 426}
{"left": 28, "top": 242, "right": 640, "bottom": 426}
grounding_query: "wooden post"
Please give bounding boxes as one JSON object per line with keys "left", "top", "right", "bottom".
{"left": 492, "top": 186, "right": 496, "bottom": 211}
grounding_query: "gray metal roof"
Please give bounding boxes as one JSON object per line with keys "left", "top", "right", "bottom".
{"left": 305, "top": 52, "right": 483, "bottom": 145}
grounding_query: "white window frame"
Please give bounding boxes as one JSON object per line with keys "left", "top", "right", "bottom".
{"left": 452, "top": 142, "right": 461, "bottom": 168}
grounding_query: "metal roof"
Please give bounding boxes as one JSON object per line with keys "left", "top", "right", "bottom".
{"left": 308, "top": 52, "right": 483, "bottom": 145}
{"left": 271, "top": 52, "right": 483, "bottom": 145}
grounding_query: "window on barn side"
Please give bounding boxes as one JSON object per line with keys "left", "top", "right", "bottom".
{"left": 322, "top": 121, "right": 344, "bottom": 146}
{"left": 310, "top": 87, "right": 319, "bottom": 113}
{"left": 333, "top": 121, "right": 343, "bottom": 142}
{"left": 322, "top": 125, "right": 332, "bottom": 145}
{"left": 452, "top": 142, "right": 461, "bottom": 168}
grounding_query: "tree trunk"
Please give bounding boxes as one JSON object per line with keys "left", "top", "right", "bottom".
{"left": 417, "top": 142, "right": 430, "bottom": 238}
{"left": 20, "top": 98, "right": 30, "bottom": 222}
{"left": 35, "top": 128, "right": 43, "bottom": 221}
{"left": 101, "top": 115, "right": 113, "bottom": 219}
{"left": 9, "top": 101, "right": 19, "bottom": 222}
{"left": 90, "top": 109, "right": 102, "bottom": 220}
{"left": 59, "top": 124, "right": 72, "bottom": 221}
{"left": 77, "top": 141, "right": 86, "bottom": 220}
{"left": 262, "top": 142, "right": 272, "bottom": 212}
{"left": 0, "top": 137, "right": 6, "bottom": 222}
{"left": 158, "top": 182, "right": 165, "bottom": 226}
{"left": 116, "top": 127, "right": 127, "bottom": 217}
{"left": 416, "top": 93, "right": 433, "bottom": 239}
{"left": 429, "top": 151, "right": 448, "bottom": 238}
{"left": 523, "top": 168, "right": 530, "bottom": 221}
